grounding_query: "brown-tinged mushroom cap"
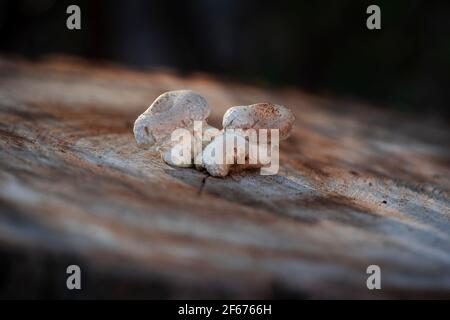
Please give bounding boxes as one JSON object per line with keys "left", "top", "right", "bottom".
{"left": 134, "top": 90, "right": 210, "bottom": 147}
{"left": 222, "top": 103, "right": 295, "bottom": 141}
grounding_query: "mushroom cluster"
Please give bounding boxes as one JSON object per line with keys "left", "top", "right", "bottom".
{"left": 133, "top": 90, "right": 294, "bottom": 177}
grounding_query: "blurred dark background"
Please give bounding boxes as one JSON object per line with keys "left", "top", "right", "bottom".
{"left": 0, "top": 0, "right": 449, "bottom": 118}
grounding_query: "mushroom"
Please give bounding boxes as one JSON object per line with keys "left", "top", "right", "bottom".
{"left": 133, "top": 90, "right": 217, "bottom": 166}
{"left": 198, "top": 103, "right": 294, "bottom": 177}
{"left": 134, "top": 91, "right": 294, "bottom": 177}
{"left": 222, "top": 103, "right": 295, "bottom": 142}
{"left": 199, "top": 130, "right": 261, "bottom": 177}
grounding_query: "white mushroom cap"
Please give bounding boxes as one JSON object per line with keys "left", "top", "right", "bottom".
{"left": 222, "top": 103, "right": 295, "bottom": 141}
{"left": 133, "top": 90, "right": 210, "bottom": 148}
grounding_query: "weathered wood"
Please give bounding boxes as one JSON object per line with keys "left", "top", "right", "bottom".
{"left": 0, "top": 56, "right": 449, "bottom": 299}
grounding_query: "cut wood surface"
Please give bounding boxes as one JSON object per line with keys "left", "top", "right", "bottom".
{"left": 0, "top": 56, "right": 449, "bottom": 299}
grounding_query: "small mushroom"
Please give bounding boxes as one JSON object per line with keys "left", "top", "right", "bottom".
{"left": 222, "top": 103, "right": 295, "bottom": 142}
{"left": 133, "top": 90, "right": 217, "bottom": 166}
{"left": 201, "top": 131, "right": 256, "bottom": 177}
{"left": 134, "top": 91, "right": 294, "bottom": 176}
{"left": 196, "top": 103, "right": 294, "bottom": 176}
{"left": 134, "top": 90, "right": 210, "bottom": 147}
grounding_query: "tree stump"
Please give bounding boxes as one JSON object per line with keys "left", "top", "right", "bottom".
{"left": 0, "top": 56, "right": 449, "bottom": 299}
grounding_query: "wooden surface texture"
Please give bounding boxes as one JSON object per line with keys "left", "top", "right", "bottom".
{"left": 0, "top": 56, "right": 449, "bottom": 298}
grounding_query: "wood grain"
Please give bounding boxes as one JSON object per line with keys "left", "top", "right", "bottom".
{"left": 0, "top": 56, "right": 449, "bottom": 299}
